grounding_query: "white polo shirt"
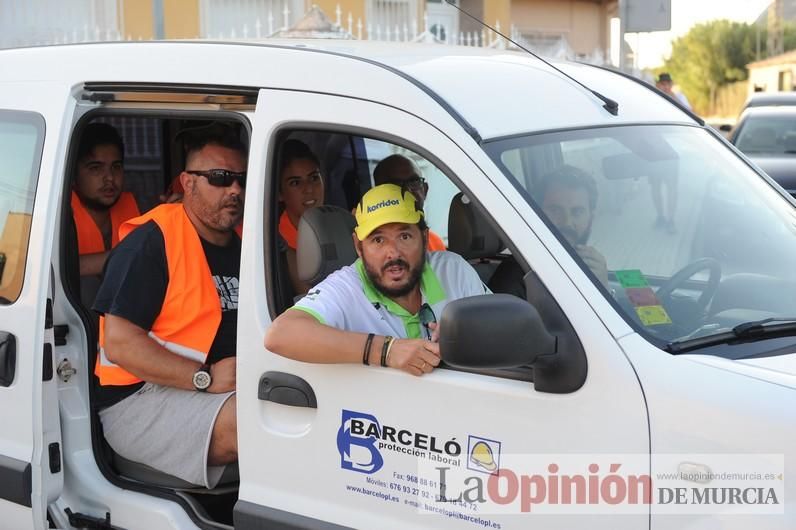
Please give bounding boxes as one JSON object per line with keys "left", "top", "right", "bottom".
{"left": 292, "top": 251, "right": 490, "bottom": 339}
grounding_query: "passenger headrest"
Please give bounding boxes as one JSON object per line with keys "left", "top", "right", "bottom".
{"left": 297, "top": 205, "right": 357, "bottom": 286}
{"left": 447, "top": 192, "right": 503, "bottom": 259}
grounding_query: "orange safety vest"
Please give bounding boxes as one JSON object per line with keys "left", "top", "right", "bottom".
{"left": 427, "top": 229, "right": 446, "bottom": 252}
{"left": 71, "top": 191, "right": 140, "bottom": 255}
{"left": 95, "top": 204, "right": 223, "bottom": 386}
{"left": 279, "top": 211, "right": 299, "bottom": 249}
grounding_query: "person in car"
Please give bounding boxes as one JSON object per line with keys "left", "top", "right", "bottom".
{"left": 71, "top": 123, "right": 140, "bottom": 279}
{"left": 651, "top": 73, "right": 685, "bottom": 234}
{"left": 265, "top": 183, "right": 489, "bottom": 376}
{"left": 490, "top": 165, "right": 608, "bottom": 296}
{"left": 373, "top": 154, "right": 446, "bottom": 251}
{"left": 278, "top": 139, "right": 326, "bottom": 296}
{"left": 92, "top": 125, "right": 245, "bottom": 488}
{"left": 536, "top": 165, "right": 608, "bottom": 287}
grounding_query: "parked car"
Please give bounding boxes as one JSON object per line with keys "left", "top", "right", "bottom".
{"left": 742, "top": 91, "right": 796, "bottom": 110}
{"left": 730, "top": 105, "right": 796, "bottom": 196}
{"left": 716, "top": 92, "right": 796, "bottom": 137}
{"left": 1, "top": 40, "right": 796, "bottom": 530}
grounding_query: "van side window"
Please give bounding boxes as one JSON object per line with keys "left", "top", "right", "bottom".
{"left": 0, "top": 111, "right": 45, "bottom": 304}
{"left": 271, "top": 130, "right": 514, "bottom": 300}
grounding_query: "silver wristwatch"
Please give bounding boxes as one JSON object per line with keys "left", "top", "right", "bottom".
{"left": 192, "top": 363, "right": 212, "bottom": 392}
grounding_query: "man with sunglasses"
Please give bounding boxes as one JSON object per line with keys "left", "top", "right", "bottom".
{"left": 265, "top": 184, "right": 489, "bottom": 376}
{"left": 373, "top": 154, "right": 446, "bottom": 251}
{"left": 92, "top": 125, "right": 246, "bottom": 488}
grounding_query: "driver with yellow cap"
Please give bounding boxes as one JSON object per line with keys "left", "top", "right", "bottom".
{"left": 265, "top": 184, "right": 490, "bottom": 376}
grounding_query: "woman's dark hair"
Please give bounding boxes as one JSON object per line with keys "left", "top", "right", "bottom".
{"left": 279, "top": 139, "right": 320, "bottom": 179}
{"left": 78, "top": 122, "right": 124, "bottom": 162}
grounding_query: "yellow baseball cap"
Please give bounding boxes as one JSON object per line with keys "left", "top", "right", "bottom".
{"left": 354, "top": 184, "right": 423, "bottom": 240}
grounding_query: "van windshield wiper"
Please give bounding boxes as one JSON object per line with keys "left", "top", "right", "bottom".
{"left": 665, "top": 318, "right": 796, "bottom": 354}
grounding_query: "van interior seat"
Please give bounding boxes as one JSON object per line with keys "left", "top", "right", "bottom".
{"left": 297, "top": 205, "right": 358, "bottom": 287}
{"left": 447, "top": 192, "right": 505, "bottom": 284}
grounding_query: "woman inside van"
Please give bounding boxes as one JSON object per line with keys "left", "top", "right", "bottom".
{"left": 278, "top": 139, "right": 325, "bottom": 297}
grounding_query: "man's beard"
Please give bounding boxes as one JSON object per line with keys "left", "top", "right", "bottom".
{"left": 560, "top": 222, "right": 592, "bottom": 246}
{"left": 188, "top": 188, "right": 243, "bottom": 233}
{"left": 77, "top": 192, "right": 119, "bottom": 212}
{"left": 363, "top": 251, "right": 426, "bottom": 298}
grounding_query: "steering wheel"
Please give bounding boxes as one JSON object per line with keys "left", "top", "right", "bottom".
{"left": 655, "top": 258, "right": 722, "bottom": 314}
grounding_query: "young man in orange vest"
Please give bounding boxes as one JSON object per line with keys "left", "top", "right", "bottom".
{"left": 71, "top": 123, "right": 140, "bottom": 277}
{"left": 93, "top": 125, "right": 245, "bottom": 488}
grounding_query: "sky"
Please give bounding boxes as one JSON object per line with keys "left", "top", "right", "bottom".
{"left": 630, "top": 0, "right": 773, "bottom": 69}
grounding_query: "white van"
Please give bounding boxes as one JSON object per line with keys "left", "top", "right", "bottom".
{"left": 0, "top": 40, "right": 795, "bottom": 530}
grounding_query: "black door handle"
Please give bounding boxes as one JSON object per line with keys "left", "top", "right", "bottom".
{"left": 0, "top": 332, "right": 16, "bottom": 387}
{"left": 258, "top": 371, "right": 317, "bottom": 408}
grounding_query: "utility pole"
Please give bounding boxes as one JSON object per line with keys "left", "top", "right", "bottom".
{"left": 618, "top": 0, "right": 627, "bottom": 72}
{"left": 153, "top": 0, "right": 165, "bottom": 40}
{"left": 768, "top": 0, "right": 784, "bottom": 58}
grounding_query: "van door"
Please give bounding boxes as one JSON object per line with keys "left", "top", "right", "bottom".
{"left": 0, "top": 84, "right": 67, "bottom": 528}
{"left": 236, "top": 89, "right": 649, "bottom": 529}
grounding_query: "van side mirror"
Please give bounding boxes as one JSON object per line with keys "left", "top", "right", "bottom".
{"left": 438, "top": 294, "right": 556, "bottom": 369}
{"left": 718, "top": 124, "right": 732, "bottom": 133}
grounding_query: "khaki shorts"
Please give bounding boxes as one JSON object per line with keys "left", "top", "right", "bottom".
{"left": 100, "top": 382, "right": 234, "bottom": 488}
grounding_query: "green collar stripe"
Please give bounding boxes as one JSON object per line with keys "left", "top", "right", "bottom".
{"left": 355, "top": 257, "right": 447, "bottom": 311}
{"left": 420, "top": 258, "right": 446, "bottom": 305}
{"left": 355, "top": 257, "right": 445, "bottom": 339}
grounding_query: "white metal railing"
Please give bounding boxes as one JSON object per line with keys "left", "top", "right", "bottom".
{"left": 0, "top": 0, "right": 119, "bottom": 48}
{"left": 0, "top": 1, "right": 608, "bottom": 65}
{"left": 199, "top": 0, "right": 304, "bottom": 39}
{"left": 366, "top": 0, "right": 417, "bottom": 40}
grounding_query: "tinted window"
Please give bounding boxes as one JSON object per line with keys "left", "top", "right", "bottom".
{"left": 735, "top": 113, "right": 796, "bottom": 154}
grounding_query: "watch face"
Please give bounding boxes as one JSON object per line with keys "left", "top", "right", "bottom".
{"left": 193, "top": 370, "right": 211, "bottom": 390}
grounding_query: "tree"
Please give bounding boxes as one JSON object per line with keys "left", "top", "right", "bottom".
{"left": 663, "top": 20, "right": 757, "bottom": 114}
{"left": 662, "top": 20, "right": 796, "bottom": 115}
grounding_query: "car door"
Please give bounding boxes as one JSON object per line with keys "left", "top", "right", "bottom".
{"left": 236, "top": 88, "right": 650, "bottom": 529}
{"left": 0, "top": 82, "right": 67, "bottom": 529}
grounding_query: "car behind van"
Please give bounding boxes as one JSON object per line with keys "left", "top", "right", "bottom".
{"left": 0, "top": 40, "right": 795, "bottom": 530}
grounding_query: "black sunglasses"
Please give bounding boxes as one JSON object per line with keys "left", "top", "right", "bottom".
{"left": 419, "top": 303, "right": 437, "bottom": 340}
{"left": 188, "top": 169, "right": 246, "bottom": 188}
{"left": 396, "top": 175, "right": 426, "bottom": 191}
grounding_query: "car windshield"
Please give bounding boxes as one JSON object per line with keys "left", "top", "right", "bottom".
{"left": 484, "top": 124, "right": 796, "bottom": 353}
{"left": 734, "top": 113, "right": 796, "bottom": 154}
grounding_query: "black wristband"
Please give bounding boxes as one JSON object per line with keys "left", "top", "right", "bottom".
{"left": 363, "top": 333, "right": 375, "bottom": 365}
{"left": 380, "top": 336, "right": 394, "bottom": 367}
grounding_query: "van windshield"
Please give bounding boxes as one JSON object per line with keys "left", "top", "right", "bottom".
{"left": 484, "top": 124, "right": 796, "bottom": 353}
